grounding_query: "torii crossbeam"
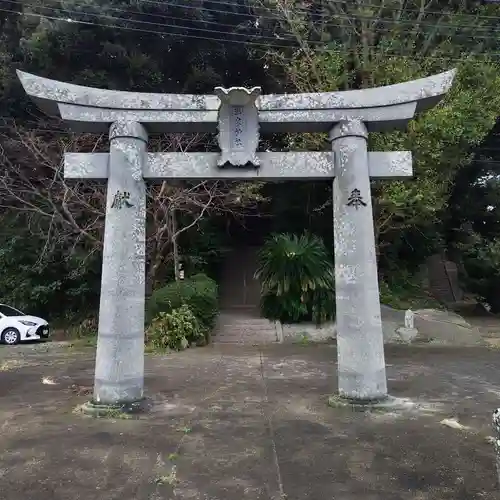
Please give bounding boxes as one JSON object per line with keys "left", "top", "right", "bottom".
{"left": 18, "top": 68, "right": 456, "bottom": 412}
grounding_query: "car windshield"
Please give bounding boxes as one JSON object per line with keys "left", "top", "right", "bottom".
{"left": 0, "top": 305, "right": 25, "bottom": 317}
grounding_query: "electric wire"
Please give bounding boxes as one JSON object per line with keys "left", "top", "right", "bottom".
{"left": 0, "top": 3, "right": 499, "bottom": 63}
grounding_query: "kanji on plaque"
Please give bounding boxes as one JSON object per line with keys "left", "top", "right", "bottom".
{"left": 231, "top": 105, "right": 245, "bottom": 150}
{"left": 346, "top": 188, "right": 367, "bottom": 210}
{"left": 111, "top": 190, "right": 134, "bottom": 209}
{"left": 214, "top": 86, "right": 261, "bottom": 168}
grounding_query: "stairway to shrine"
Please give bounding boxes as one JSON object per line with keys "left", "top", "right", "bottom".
{"left": 213, "top": 245, "right": 278, "bottom": 345}
{"left": 212, "top": 309, "right": 278, "bottom": 345}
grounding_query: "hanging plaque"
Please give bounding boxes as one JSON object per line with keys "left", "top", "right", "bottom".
{"left": 214, "top": 86, "right": 261, "bottom": 168}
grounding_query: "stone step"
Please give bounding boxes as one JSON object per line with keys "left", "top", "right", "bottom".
{"left": 213, "top": 340, "right": 277, "bottom": 345}
{"left": 215, "top": 325, "right": 276, "bottom": 330}
{"left": 216, "top": 326, "right": 273, "bottom": 330}
{"left": 214, "top": 338, "right": 278, "bottom": 344}
{"left": 216, "top": 316, "right": 273, "bottom": 323}
{"left": 213, "top": 331, "right": 275, "bottom": 336}
{"left": 213, "top": 310, "right": 278, "bottom": 345}
{"left": 213, "top": 333, "right": 277, "bottom": 342}
{"left": 215, "top": 324, "right": 275, "bottom": 329}
{"left": 216, "top": 327, "right": 276, "bottom": 333}
{"left": 214, "top": 334, "right": 276, "bottom": 338}
{"left": 214, "top": 332, "right": 277, "bottom": 338}
{"left": 214, "top": 335, "right": 276, "bottom": 340}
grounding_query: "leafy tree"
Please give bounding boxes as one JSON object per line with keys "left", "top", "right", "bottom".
{"left": 255, "top": 233, "right": 335, "bottom": 324}
{"left": 0, "top": 0, "right": 275, "bottom": 311}
{"left": 0, "top": 213, "right": 101, "bottom": 318}
{"left": 454, "top": 233, "right": 500, "bottom": 312}
{"left": 258, "top": 0, "right": 500, "bottom": 287}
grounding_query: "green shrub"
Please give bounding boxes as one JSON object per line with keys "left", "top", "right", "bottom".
{"left": 146, "top": 305, "right": 203, "bottom": 351}
{"left": 255, "top": 233, "right": 335, "bottom": 324}
{"left": 146, "top": 274, "right": 218, "bottom": 334}
{"left": 457, "top": 234, "right": 500, "bottom": 313}
{"left": 74, "top": 316, "right": 98, "bottom": 338}
{"left": 379, "top": 271, "right": 441, "bottom": 310}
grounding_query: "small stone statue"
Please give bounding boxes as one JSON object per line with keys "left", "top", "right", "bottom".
{"left": 395, "top": 309, "right": 418, "bottom": 343}
{"left": 404, "top": 309, "right": 414, "bottom": 329}
{"left": 493, "top": 408, "right": 500, "bottom": 487}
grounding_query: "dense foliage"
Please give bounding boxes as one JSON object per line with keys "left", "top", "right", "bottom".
{"left": 455, "top": 235, "right": 500, "bottom": 312}
{"left": 256, "top": 233, "right": 335, "bottom": 324}
{"left": 0, "top": 214, "right": 101, "bottom": 318}
{"left": 146, "top": 305, "right": 204, "bottom": 351}
{"left": 0, "top": 0, "right": 500, "bottom": 319}
{"left": 146, "top": 274, "right": 218, "bottom": 341}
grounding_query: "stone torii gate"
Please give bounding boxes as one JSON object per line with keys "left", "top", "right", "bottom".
{"left": 18, "top": 69, "right": 455, "bottom": 412}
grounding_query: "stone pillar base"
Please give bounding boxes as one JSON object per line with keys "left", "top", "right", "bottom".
{"left": 79, "top": 398, "right": 152, "bottom": 418}
{"left": 328, "top": 394, "right": 414, "bottom": 412}
{"left": 492, "top": 408, "right": 500, "bottom": 488}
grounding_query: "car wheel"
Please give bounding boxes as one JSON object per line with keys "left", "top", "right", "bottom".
{"left": 1, "top": 328, "right": 20, "bottom": 345}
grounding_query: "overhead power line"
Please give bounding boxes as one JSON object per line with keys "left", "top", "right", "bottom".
{"left": 4, "top": 0, "right": 500, "bottom": 38}
{"left": 1, "top": 4, "right": 500, "bottom": 62}
{"left": 165, "top": 0, "right": 500, "bottom": 23}
{"left": 132, "top": 0, "right": 500, "bottom": 32}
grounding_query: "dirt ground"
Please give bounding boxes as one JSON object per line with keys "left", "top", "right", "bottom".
{"left": 1, "top": 342, "right": 500, "bottom": 500}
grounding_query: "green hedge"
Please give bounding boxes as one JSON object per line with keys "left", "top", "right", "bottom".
{"left": 146, "top": 273, "right": 218, "bottom": 332}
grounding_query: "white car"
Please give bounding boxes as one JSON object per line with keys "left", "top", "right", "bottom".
{"left": 0, "top": 304, "right": 50, "bottom": 345}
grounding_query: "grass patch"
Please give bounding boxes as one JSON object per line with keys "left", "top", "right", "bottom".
{"left": 73, "top": 403, "right": 134, "bottom": 419}
{"left": 155, "top": 466, "right": 178, "bottom": 486}
{"left": 64, "top": 336, "right": 97, "bottom": 349}
{"left": 0, "top": 359, "right": 30, "bottom": 371}
{"left": 145, "top": 344, "right": 172, "bottom": 355}
{"left": 380, "top": 275, "right": 442, "bottom": 310}
{"left": 64, "top": 335, "right": 178, "bottom": 354}
{"left": 295, "top": 333, "right": 311, "bottom": 345}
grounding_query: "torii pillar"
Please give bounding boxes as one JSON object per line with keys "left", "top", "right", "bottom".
{"left": 330, "top": 119, "right": 389, "bottom": 400}
{"left": 17, "top": 68, "right": 456, "bottom": 410}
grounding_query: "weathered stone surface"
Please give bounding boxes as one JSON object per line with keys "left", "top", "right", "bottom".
{"left": 215, "top": 86, "right": 261, "bottom": 167}
{"left": 259, "top": 69, "right": 455, "bottom": 112}
{"left": 18, "top": 68, "right": 457, "bottom": 408}
{"left": 396, "top": 327, "right": 419, "bottom": 343}
{"left": 380, "top": 305, "right": 486, "bottom": 346}
{"left": 493, "top": 408, "right": 500, "bottom": 489}
{"left": 18, "top": 68, "right": 454, "bottom": 114}
{"left": 145, "top": 150, "right": 412, "bottom": 180}
{"left": 279, "top": 322, "right": 337, "bottom": 343}
{"left": 64, "top": 151, "right": 412, "bottom": 181}
{"left": 213, "top": 313, "right": 278, "bottom": 345}
{"left": 64, "top": 152, "right": 108, "bottom": 180}
{"left": 147, "top": 152, "right": 333, "bottom": 180}
{"left": 276, "top": 307, "right": 415, "bottom": 345}
{"left": 17, "top": 69, "right": 455, "bottom": 134}
{"left": 219, "top": 307, "right": 486, "bottom": 346}
{"left": 413, "top": 308, "right": 486, "bottom": 346}
{"left": 381, "top": 305, "right": 407, "bottom": 343}
{"left": 368, "top": 151, "right": 412, "bottom": 178}
{"left": 331, "top": 119, "right": 387, "bottom": 401}
{"left": 93, "top": 121, "right": 147, "bottom": 405}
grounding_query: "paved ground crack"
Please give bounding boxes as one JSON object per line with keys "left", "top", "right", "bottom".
{"left": 258, "top": 348, "right": 286, "bottom": 500}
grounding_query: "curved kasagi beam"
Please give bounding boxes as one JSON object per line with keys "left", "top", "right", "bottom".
{"left": 17, "top": 69, "right": 456, "bottom": 134}
{"left": 16, "top": 70, "right": 219, "bottom": 114}
{"left": 259, "top": 69, "right": 456, "bottom": 113}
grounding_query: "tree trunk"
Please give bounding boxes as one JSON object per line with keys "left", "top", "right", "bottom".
{"left": 172, "top": 208, "right": 180, "bottom": 281}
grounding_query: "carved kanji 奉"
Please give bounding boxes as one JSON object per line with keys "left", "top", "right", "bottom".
{"left": 17, "top": 68, "right": 456, "bottom": 411}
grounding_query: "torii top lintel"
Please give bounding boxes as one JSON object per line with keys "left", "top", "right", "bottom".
{"left": 17, "top": 69, "right": 456, "bottom": 135}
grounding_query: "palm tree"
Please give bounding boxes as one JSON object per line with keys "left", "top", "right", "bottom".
{"left": 255, "top": 233, "right": 335, "bottom": 323}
